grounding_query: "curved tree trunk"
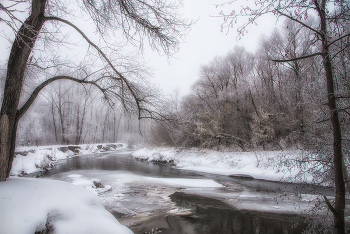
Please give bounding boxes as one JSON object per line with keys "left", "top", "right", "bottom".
{"left": 0, "top": 0, "right": 47, "bottom": 181}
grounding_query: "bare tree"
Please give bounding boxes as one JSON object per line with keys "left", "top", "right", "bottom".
{"left": 0, "top": 0, "right": 190, "bottom": 181}
{"left": 218, "top": 1, "right": 350, "bottom": 233}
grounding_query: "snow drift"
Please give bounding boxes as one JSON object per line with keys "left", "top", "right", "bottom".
{"left": 0, "top": 177, "right": 133, "bottom": 234}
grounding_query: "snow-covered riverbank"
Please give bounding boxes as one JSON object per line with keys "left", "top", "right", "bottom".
{"left": 3, "top": 147, "right": 346, "bottom": 233}
{"left": 0, "top": 177, "right": 133, "bottom": 234}
{"left": 0, "top": 170, "right": 225, "bottom": 234}
{"left": 4, "top": 144, "right": 344, "bottom": 234}
{"left": 132, "top": 147, "right": 314, "bottom": 183}
{"left": 10, "top": 143, "right": 129, "bottom": 176}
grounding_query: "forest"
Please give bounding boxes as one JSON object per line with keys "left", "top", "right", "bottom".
{"left": 151, "top": 18, "right": 350, "bottom": 152}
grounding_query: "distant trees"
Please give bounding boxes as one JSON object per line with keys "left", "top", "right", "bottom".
{"left": 0, "top": 0, "right": 189, "bottom": 181}
{"left": 15, "top": 83, "right": 144, "bottom": 147}
{"left": 153, "top": 36, "right": 320, "bottom": 150}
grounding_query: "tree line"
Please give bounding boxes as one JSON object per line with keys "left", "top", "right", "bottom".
{"left": 12, "top": 80, "right": 145, "bottom": 147}
{"left": 152, "top": 19, "right": 348, "bottom": 152}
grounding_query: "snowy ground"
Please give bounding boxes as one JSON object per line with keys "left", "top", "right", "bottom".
{"left": 0, "top": 177, "right": 133, "bottom": 234}
{"left": 11, "top": 143, "right": 129, "bottom": 176}
{"left": 132, "top": 147, "right": 314, "bottom": 183}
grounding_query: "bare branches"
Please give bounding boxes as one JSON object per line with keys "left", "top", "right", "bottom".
{"left": 323, "top": 195, "right": 337, "bottom": 215}
{"left": 44, "top": 16, "right": 145, "bottom": 118}
{"left": 275, "top": 9, "right": 322, "bottom": 36}
{"left": 271, "top": 52, "right": 323, "bottom": 62}
{"left": 3, "top": 0, "right": 190, "bottom": 123}
{"left": 17, "top": 75, "right": 106, "bottom": 120}
{"left": 329, "top": 33, "right": 350, "bottom": 46}
{"left": 0, "top": 1, "right": 27, "bottom": 35}
{"left": 81, "top": 0, "right": 191, "bottom": 54}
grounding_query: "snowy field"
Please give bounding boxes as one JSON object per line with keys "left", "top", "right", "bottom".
{"left": 11, "top": 143, "right": 129, "bottom": 176}
{"left": 132, "top": 147, "right": 315, "bottom": 183}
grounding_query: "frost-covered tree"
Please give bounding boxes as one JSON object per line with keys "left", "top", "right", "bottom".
{"left": 218, "top": 0, "right": 350, "bottom": 233}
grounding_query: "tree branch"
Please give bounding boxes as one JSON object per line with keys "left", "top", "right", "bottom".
{"left": 329, "top": 33, "right": 350, "bottom": 46}
{"left": 16, "top": 75, "right": 106, "bottom": 121}
{"left": 44, "top": 16, "right": 143, "bottom": 119}
{"left": 323, "top": 195, "right": 337, "bottom": 215}
{"left": 276, "top": 10, "right": 322, "bottom": 36}
{"left": 271, "top": 52, "right": 323, "bottom": 62}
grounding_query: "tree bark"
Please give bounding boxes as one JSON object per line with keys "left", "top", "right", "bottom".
{"left": 78, "top": 99, "right": 88, "bottom": 145}
{"left": 323, "top": 46, "right": 346, "bottom": 234}
{"left": 75, "top": 105, "right": 80, "bottom": 145}
{"left": 0, "top": 0, "right": 48, "bottom": 181}
{"left": 51, "top": 100, "right": 58, "bottom": 144}
{"left": 324, "top": 46, "right": 345, "bottom": 234}
{"left": 315, "top": 1, "right": 345, "bottom": 233}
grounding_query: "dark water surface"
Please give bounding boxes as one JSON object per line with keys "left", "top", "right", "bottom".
{"left": 131, "top": 192, "right": 308, "bottom": 234}
{"left": 45, "top": 151, "right": 333, "bottom": 234}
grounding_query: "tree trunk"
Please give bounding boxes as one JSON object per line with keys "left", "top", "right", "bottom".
{"left": 323, "top": 49, "right": 346, "bottom": 234}
{"left": 102, "top": 108, "right": 109, "bottom": 143}
{"left": 0, "top": 0, "right": 47, "bottom": 181}
{"left": 75, "top": 105, "right": 80, "bottom": 145}
{"left": 51, "top": 100, "right": 59, "bottom": 144}
{"left": 57, "top": 89, "right": 67, "bottom": 145}
{"left": 114, "top": 113, "right": 122, "bottom": 143}
{"left": 292, "top": 61, "right": 305, "bottom": 132}
{"left": 78, "top": 104, "right": 87, "bottom": 145}
{"left": 317, "top": 1, "right": 345, "bottom": 233}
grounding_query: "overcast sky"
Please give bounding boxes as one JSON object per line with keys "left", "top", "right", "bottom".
{"left": 143, "top": 0, "right": 280, "bottom": 96}
{"left": 0, "top": 0, "right": 280, "bottom": 96}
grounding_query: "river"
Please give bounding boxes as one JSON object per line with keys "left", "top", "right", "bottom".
{"left": 44, "top": 150, "right": 334, "bottom": 234}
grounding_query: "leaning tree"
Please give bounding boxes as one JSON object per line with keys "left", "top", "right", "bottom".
{"left": 0, "top": 0, "right": 189, "bottom": 181}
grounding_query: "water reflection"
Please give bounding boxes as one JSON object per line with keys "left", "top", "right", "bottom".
{"left": 47, "top": 153, "right": 206, "bottom": 179}
{"left": 131, "top": 192, "right": 308, "bottom": 234}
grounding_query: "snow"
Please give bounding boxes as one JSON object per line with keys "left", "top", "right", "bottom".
{"left": 0, "top": 177, "right": 133, "bottom": 234}
{"left": 49, "top": 170, "right": 226, "bottom": 224}
{"left": 50, "top": 169, "right": 324, "bottom": 221}
{"left": 146, "top": 177, "right": 224, "bottom": 188}
{"left": 132, "top": 147, "right": 314, "bottom": 183}
{"left": 11, "top": 143, "right": 128, "bottom": 176}
{"left": 231, "top": 190, "right": 324, "bottom": 214}
{"left": 70, "top": 177, "right": 113, "bottom": 195}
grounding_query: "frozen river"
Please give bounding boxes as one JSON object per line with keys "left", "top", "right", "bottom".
{"left": 44, "top": 150, "right": 333, "bottom": 234}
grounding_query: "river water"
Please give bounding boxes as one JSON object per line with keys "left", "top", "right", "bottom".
{"left": 44, "top": 150, "right": 334, "bottom": 234}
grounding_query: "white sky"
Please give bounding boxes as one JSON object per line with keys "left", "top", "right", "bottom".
{"left": 0, "top": 0, "right": 281, "bottom": 96}
{"left": 143, "top": 0, "right": 279, "bottom": 96}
